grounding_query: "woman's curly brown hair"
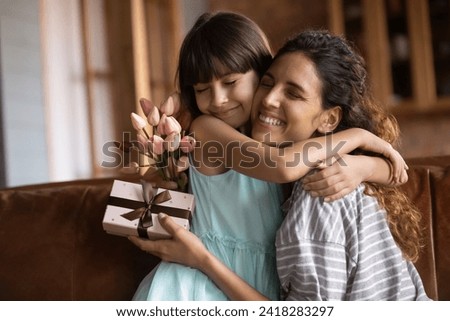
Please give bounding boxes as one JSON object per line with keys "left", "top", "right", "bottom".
{"left": 277, "top": 30, "right": 423, "bottom": 262}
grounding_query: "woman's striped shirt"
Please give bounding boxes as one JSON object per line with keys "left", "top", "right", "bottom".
{"left": 276, "top": 182, "right": 430, "bottom": 301}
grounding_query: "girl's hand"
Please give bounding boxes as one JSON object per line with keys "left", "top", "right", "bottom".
{"left": 360, "top": 131, "right": 408, "bottom": 184}
{"left": 381, "top": 144, "right": 409, "bottom": 185}
{"left": 131, "top": 215, "right": 270, "bottom": 301}
{"left": 128, "top": 213, "right": 209, "bottom": 270}
{"left": 303, "top": 153, "right": 408, "bottom": 202}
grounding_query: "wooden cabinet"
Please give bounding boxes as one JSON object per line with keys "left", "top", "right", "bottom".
{"left": 329, "top": 0, "right": 450, "bottom": 114}
{"left": 429, "top": 0, "right": 450, "bottom": 98}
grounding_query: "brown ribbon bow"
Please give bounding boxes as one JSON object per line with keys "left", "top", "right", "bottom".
{"left": 120, "top": 180, "right": 172, "bottom": 231}
{"left": 108, "top": 180, "right": 192, "bottom": 238}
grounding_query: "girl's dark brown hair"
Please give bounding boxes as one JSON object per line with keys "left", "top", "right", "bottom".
{"left": 177, "top": 12, "right": 272, "bottom": 119}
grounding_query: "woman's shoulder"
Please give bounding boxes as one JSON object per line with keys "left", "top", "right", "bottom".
{"left": 280, "top": 182, "right": 366, "bottom": 243}
{"left": 289, "top": 181, "right": 365, "bottom": 210}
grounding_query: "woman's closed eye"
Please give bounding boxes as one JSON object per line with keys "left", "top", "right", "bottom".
{"left": 286, "top": 90, "right": 303, "bottom": 99}
{"left": 259, "top": 77, "right": 274, "bottom": 89}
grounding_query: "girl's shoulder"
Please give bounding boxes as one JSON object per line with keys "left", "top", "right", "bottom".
{"left": 190, "top": 114, "right": 224, "bottom": 132}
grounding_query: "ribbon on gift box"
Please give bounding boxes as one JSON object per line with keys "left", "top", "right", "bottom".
{"left": 108, "top": 180, "right": 192, "bottom": 238}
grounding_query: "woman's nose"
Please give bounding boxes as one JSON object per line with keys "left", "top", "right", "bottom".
{"left": 262, "top": 88, "right": 281, "bottom": 109}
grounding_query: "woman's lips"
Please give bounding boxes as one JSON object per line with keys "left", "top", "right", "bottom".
{"left": 257, "top": 113, "right": 286, "bottom": 126}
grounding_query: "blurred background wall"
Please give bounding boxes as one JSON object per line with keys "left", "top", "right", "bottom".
{"left": 0, "top": 0, "right": 449, "bottom": 188}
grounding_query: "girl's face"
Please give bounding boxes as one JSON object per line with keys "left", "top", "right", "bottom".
{"left": 193, "top": 69, "right": 259, "bottom": 129}
{"left": 251, "top": 52, "right": 325, "bottom": 146}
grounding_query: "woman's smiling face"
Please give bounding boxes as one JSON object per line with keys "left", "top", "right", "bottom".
{"left": 251, "top": 52, "right": 325, "bottom": 146}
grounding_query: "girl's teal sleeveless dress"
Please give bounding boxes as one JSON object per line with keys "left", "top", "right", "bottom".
{"left": 133, "top": 163, "right": 283, "bottom": 300}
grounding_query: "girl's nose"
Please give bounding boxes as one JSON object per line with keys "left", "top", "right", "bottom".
{"left": 211, "top": 87, "right": 229, "bottom": 107}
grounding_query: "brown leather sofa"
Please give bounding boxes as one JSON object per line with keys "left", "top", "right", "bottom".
{"left": 0, "top": 156, "right": 449, "bottom": 300}
{"left": 399, "top": 156, "right": 450, "bottom": 301}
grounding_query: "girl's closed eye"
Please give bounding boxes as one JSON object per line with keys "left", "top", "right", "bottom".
{"left": 224, "top": 80, "right": 237, "bottom": 86}
{"left": 221, "top": 74, "right": 239, "bottom": 86}
{"left": 194, "top": 85, "right": 209, "bottom": 94}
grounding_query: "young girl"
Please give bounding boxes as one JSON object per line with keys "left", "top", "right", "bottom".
{"left": 132, "top": 13, "right": 407, "bottom": 301}
{"left": 132, "top": 30, "right": 428, "bottom": 300}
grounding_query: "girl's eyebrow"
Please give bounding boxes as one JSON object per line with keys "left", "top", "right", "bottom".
{"left": 220, "top": 71, "right": 240, "bottom": 77}
{"left": 194, "top": 72, "right": 239, "bottom": 85}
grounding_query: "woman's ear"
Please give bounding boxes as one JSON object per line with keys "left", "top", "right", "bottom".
{"left": 317, "top": 106, "right": 342, "bottom": 134}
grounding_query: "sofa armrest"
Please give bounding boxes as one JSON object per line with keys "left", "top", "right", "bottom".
{"left": 401, "top": 156, "right": 450, "bottom": 301}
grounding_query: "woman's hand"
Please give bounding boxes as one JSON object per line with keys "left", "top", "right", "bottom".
{"left": 303, "top": 155, "right": 367, "bottom": 202}
{"left": 128, "top": 213, "right": 209, "bottom": 270}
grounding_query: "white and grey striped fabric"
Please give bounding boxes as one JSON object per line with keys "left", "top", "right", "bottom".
{"left": 276, "top": 181, "right": 430, "bottom": 301}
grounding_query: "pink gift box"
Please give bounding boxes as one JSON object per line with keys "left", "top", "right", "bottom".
{"left": 103, "top": 180, "right": 195, "bottom": 239}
